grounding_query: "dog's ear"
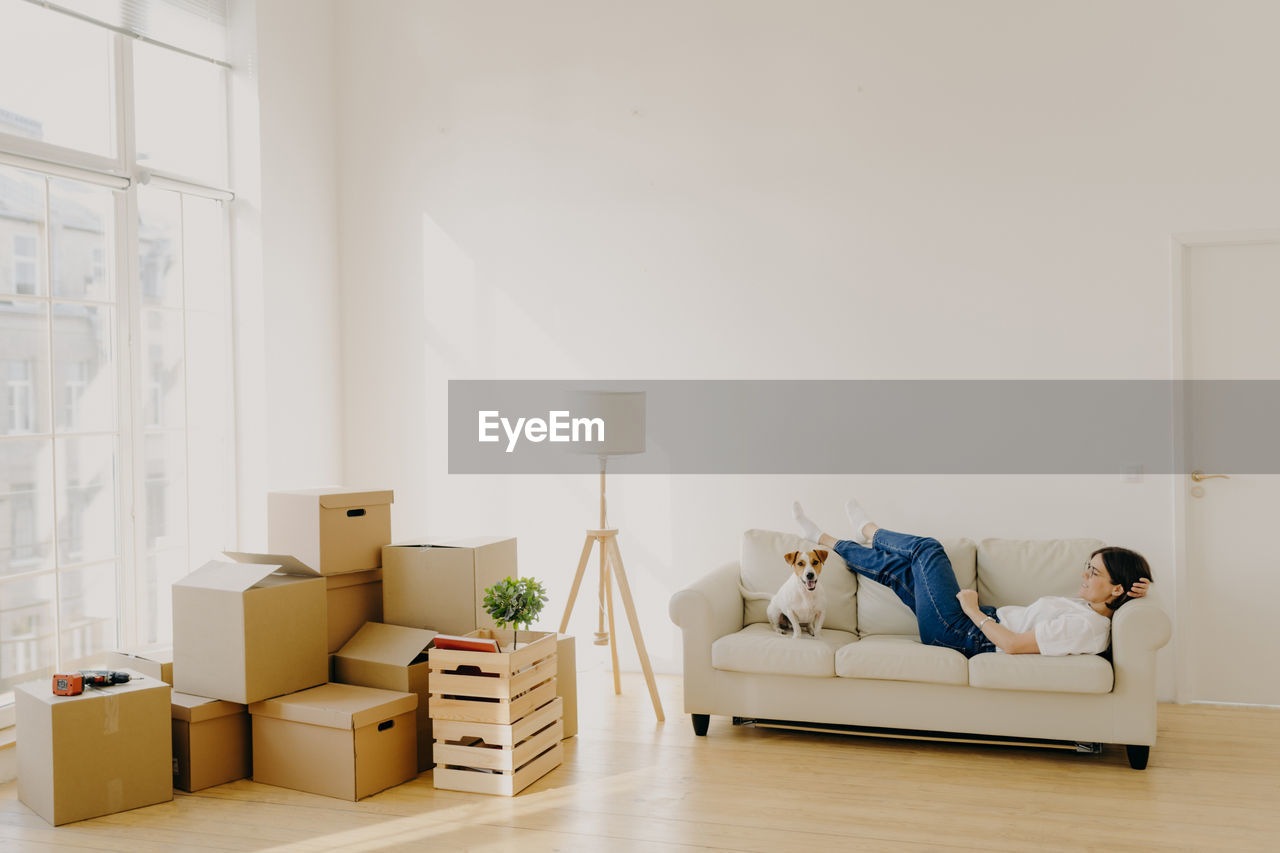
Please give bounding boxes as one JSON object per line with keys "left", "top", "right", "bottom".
{"left": 784, "top": 551, "right": 799, "bottom": 566}
{"left": 811, "top": 549, "right": 828, "bottom": 565}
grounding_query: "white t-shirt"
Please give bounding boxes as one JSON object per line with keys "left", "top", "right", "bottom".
{"left": 994, "top": 596, "right": 1111, "bottom": 656}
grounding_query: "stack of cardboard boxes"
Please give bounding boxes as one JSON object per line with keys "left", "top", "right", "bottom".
{"left": 232, "top": 489, "right": 412, "bottom": 801}
{"left": 15, "top": 485, "right": 578, "bottom": 826}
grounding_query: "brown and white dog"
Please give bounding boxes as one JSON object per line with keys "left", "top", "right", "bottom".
{"left": 740, "top": 549, "right": 829, "bottom": 639}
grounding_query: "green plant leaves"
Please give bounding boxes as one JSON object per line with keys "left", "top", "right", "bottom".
{"left": 482, "top": 576, "right": 549, "bottom": 631}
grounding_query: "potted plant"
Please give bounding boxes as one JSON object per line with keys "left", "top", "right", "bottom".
{"left": 482, "top": 576, "right": 549, "bottom": 650}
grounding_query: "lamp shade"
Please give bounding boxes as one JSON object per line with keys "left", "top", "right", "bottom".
{"left": 568, "top": 391, "right": 646, "bottom": 456}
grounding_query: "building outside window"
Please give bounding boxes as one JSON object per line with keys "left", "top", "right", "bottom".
{"left": 4, "top": 359, "right": 33, "bottom": 434}
{"left": 60, "top": 360, "right": 87, "bottom": 430}
{"left": 12, "top": 233, "right": 36, "bottom": 294}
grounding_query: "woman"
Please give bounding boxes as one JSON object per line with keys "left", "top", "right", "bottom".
{"left": 793, "top": 500, "right": 1152, "bottom": 657}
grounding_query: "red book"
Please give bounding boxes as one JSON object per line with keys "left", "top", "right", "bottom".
{"left": 431, "top": 633, "right": 501, "bottom": 653}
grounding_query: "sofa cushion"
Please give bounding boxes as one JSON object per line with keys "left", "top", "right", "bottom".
{"left": 976, "top": 538, "right": 1106, "bottom": 608}
{"left": 740, "top": 529, "right": 858, "bottom": 634}
{"left": 968, "top": 651, "right": 1114, "bottom": 693}
{"left": 835, "top": 634, "right": 969, "bottom": 686}
{"left": 711, "top": 623, "right": 855, "bottom": 677}
{"left": 855, "top": 538, "right": 977, "bottom": 638}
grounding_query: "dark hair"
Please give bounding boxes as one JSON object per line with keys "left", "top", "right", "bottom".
{"left": 1092, "top": 546, "right": 1151, "bottom": 611}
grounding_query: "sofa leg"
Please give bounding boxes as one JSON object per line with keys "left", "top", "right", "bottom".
{"left": 1125, "top": 744, "right": 1150, "bottom": 770}
{"left": 692, "top": 714, "right": 710, "bottom": 736}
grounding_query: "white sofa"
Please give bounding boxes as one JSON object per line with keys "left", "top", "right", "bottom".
{"left": 668, "top": 530, "right": 1172, "bottom": 769}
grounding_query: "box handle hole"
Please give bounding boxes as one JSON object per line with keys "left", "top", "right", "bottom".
{"left": 347, "top": 508, "right": 366, "bottom": 517}
{"left": 448, "top": 664, "right": 500, "bottom": 679}
{"left": 378, "top": 719, "right": 394, "bottom": 732}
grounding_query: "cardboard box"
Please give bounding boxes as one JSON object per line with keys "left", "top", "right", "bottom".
{"left": 382, "top": 536, "right": 516, "bottom": 635}
{"left": 249, "top": 683, "right": 418, "bottom": 801}
{"left": 171, "top": 692, "right": 251, "bottom": 792}
{"left": 334, "top": 622, "right": 437, "bottom": 771}
{"left": 557, "top": 634, "right": 577, "bottom": 739}
{"left": 106, "top": 645, "right": 174, "bottom": 685}
{"left": 173, "top": 553, "right": 327, "bottom": 705}
{"left": 326, "top": 568, "right": 383, "bottom": 653}
{"left": 16, "top": 671, "right": 172, "bottom": 826}
{"left": 268, "top": 488, "right": 394, "bottom": 575}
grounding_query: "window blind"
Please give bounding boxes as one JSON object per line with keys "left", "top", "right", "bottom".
{"left": 22, "top": 0, "right": 230, "bottom": 65}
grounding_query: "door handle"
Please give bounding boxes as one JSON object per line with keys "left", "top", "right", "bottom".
{"left": 1190, "top": 470, "right": 1231, "bottom": 482}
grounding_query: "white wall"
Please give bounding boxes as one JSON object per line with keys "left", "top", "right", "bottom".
{"left": 234, "top": 0, "right": 345, "bottom": 548}
{"left": 330, "top": 0, "right": 1280, "bottom": 700}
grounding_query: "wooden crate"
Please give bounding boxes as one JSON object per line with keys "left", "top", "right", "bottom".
{"left": 429, "top": 629, "right": 563, "bottom": 795}
{"left": 433, "top": 698, "right": 564, "bottom": 796}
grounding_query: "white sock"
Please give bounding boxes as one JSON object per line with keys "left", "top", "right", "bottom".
{"left": 845, "top": 498, "right": 874, "bottom": 543}
{"left": 792, "top": 501, "right": 823, "bottom": 543}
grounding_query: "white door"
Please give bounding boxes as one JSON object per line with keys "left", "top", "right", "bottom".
{"left": 1179, "top": 236, "right": 1280, "bottom": 706}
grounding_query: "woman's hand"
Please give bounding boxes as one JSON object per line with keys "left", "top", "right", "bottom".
{"left": 956, "top": 588, "right": 980, "bottom": 615}
{"left": 1128, "top": 578, "right": 1153, "bottom": 598}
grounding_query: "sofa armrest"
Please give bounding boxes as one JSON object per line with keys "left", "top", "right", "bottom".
{"left": 1111, "top": 598, "right": 1172, "bottom": 662}
{"left": 669, "top": 561, "right": 743, "bottom": 713}
{"left": 669, "top": 560, "right": 743, "bottom": 639}
{"left": 1108, "top": 599, "right": 1171, "bottom": 745}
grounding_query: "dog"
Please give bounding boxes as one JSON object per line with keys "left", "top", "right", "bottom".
{"left": 739, "top": 549, "right": 828, "bottom": 639}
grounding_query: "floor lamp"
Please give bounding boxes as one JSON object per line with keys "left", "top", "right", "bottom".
{"left": 558, "top": 391, "right": 664, "bottom": 722}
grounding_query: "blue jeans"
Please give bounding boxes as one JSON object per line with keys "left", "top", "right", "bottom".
{"left": 834, "top": 528, "right": 998, "bottom": 657}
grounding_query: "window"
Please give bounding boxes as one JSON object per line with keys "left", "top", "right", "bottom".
{"left": 5, "top": 360, "right": 34, "bottom": 433}
{"left": 12, "top": 234, "right": 37, "bottom": 294}
{"left": 52, "top": 178, "right": 114, "bottom": 302}
{"left": 134, "top": 41, "right": 228, "bottom": 185}
{"left": 0, "top": 1, "right": 236, "bottom": 700}
{"left": 0, "top": 0, "right": 114, "bottom": 155}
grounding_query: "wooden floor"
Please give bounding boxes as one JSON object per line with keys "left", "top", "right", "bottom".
{"left": 3, "top": 669, "right": 1280, "bottom": 852}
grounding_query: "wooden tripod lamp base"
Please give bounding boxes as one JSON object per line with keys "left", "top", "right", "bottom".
{"left": 559, "top": 528, "right": 665, "bottom": 722}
